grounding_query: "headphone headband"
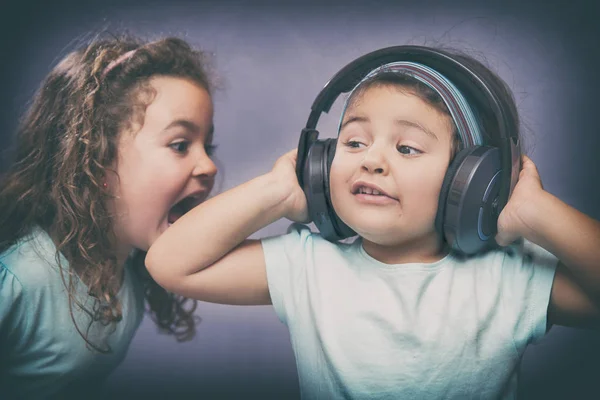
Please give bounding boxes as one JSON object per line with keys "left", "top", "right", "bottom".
{"left": 301, "top": 45, "right": 519, "bottom": 213}
{"left": 336, "top": 61, "right": 485, "bottom": 148}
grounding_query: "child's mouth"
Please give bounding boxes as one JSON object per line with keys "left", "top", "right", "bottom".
{"left": 352, "top": 185, "right": 397, "bottom": 200}
{"left": 357, "top": 187, "right": 385, "bottom": 196}
{"left": 168, "top": 197, "right": 198, "bottom": 225}
{"left": 352, "top": 184, "right": 399, "bottom": 205}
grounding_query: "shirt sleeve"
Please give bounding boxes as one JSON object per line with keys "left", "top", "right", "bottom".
{"left": 0, "top": 261, "right": 29, "bottom": 361}
{"left": 501, "top": 240, "right": 558, "bottom": 347}
{"left": 261, "top": 223, "right": 313, "bottom": 326}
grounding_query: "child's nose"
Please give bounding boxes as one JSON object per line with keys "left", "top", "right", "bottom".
{"left": 192, "top": 154, "right": 218, "bottom": 178}
{"left": 361, "top": 147, "right": 388, "bottom": 174}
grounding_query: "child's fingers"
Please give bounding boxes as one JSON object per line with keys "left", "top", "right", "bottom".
{"left": 521, "top": 155, "right": 535, "bottom": 168}
{"left": 517, "top": 155, "right": 540, "bottom": 180}
{"left": 494, "top": 231, "right": 513, "bottom": 247}
{"left": 494, "top": 234, "right": 507, "bottom": 247}
{"left": 285, "top": 148, "right": 298, "bottom": 162}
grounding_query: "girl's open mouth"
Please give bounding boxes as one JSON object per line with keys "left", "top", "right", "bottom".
{"left": 168, "top": 196, "right": 200, "bottom": 225}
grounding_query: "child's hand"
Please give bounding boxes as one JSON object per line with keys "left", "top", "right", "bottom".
{"left": 271, "top": 149, "right": 310, "bottom": 223}
{"left": 495, "top": 155, "right": 545, "bottom": 247}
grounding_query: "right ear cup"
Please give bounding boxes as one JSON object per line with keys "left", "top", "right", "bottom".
{"left": 301, "top": 137, "right": 338, "bottom": 240}
{"left": 436, "top": 145, "right": 502, "bottom": 254}
{"left": 322, "top": 139, "right": 355, "bottom": 240}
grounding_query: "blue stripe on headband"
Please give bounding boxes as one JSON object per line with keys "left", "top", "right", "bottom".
{"left": 337, "top": 61, "right": 484, "bottom": 147}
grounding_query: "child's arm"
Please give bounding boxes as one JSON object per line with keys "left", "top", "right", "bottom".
{"left": 145, "top": 150, "right": 308, "bottom": 305}
{"left": 496, "top": 156, "right": 600, "bottom": 328}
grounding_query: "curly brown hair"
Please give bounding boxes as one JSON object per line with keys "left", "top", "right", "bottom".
{"left": 0, "top": 34, "right": 215, "bottom": 352}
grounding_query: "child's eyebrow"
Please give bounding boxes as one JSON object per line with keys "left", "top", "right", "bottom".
{"left": 395, "top": 119, "right": 438, "bottom": 141}
{"left": 163, "top": 119, "right": 214, "bottom": 136}
{"left": 340, "top": 115, "right": 438, "bottom": 141}
{"left": 340, "top": 115, "right": 368, "bottom": 130}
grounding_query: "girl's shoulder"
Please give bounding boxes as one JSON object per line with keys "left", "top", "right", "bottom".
{"left": 0, "top": 226, "right": 65, "bottom": 292}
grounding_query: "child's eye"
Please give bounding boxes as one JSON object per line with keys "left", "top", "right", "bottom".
{"left": 169, "top": 141, "right": 190, "bottom": 153}
{"left": 397, "top": 145, "right": 422, "bottom": 156}
{"left": 344, "top": 140, "right": 365, "bottom": 149}
{"left": 205, "top": 143, "right": 218, "bottom": 157}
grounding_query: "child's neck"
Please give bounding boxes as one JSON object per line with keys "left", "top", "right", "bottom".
{"left": 362, "top": 235, "right": 448, "bottom": 265}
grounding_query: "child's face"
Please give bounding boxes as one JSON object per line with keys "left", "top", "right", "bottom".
{"left": 330, "top": 84, "right": 454, "bottom": 248}
{"left": 110, "top": 76, "right": 217, "bottom": 254}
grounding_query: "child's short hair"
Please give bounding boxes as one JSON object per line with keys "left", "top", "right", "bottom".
{"left": 344, "top": 49, "right": 521, "bottom": 160}
{"left": 346, "top": 71, "right": 462, "bottom": 157}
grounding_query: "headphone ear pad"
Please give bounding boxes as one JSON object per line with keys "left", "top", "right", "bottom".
{"left": 323, "top": 138, "right": 336, "bottom": 198}
{"left": 323, "top": 139, "right": 355, "bottom": 240}
{"left": 302, "top": 139, "right": 329, "bottom": 234}
{"left": 436, "top": 147, "right": 474, "bottom": 236}
{"left": 302, "top": 138, "right": 353, "bottom": 241}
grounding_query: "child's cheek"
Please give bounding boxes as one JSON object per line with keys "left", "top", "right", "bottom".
{"left": 409, "top": 169, "right": 447, "bottom": 215}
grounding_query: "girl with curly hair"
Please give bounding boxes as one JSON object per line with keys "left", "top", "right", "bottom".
{"left": 0, "top": 34, "right": 217, "bottom": 398}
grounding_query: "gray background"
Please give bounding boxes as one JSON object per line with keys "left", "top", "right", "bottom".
{"left": 1, "top": 0, "right": 599, "bottom": 398}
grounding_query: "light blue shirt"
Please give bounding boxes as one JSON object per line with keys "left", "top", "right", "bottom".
{"left": 263, "top": 225, "right": 557, "bottom": 400}
{"left": 0, "top": 227, "right": 145, "bottom": 399}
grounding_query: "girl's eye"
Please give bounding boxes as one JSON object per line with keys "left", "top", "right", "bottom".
{"left": 205, "top": 143, "right": 218, "bottom": 157}
{"left": 344, "top": 140, "right": 365, "bottom": 149}
{"left": 397, "top": 145, "right": 422, "bottom": 156}
{"left": 169, "top": 141, "right": 190, "bottom": 153}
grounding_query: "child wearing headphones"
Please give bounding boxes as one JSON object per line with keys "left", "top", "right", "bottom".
{"left": 146, "top": 47, "right": 600, "bottom": 399}
{"left": 0, "top": 35, "right": 217, "bottom": 398}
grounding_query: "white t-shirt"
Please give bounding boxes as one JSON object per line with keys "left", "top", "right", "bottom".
{"left": 263, "top": 225, "right": 557, "bottom": 400}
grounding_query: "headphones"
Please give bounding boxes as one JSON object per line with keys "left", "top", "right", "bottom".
{"left": 295, "top": 46, "right": 521, "bottom": 255}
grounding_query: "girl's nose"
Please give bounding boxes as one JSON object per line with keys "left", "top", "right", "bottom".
{"left": 192, "top": 152, "right": 218, "bottom": 179}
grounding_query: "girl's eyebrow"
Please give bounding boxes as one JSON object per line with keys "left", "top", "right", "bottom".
{"left": 163, "top": 119, "right": 214, "bottom": 136}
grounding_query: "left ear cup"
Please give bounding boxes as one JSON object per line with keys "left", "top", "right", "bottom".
{"left": 436, "top": 145, "right": 502, "bottom": 254}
